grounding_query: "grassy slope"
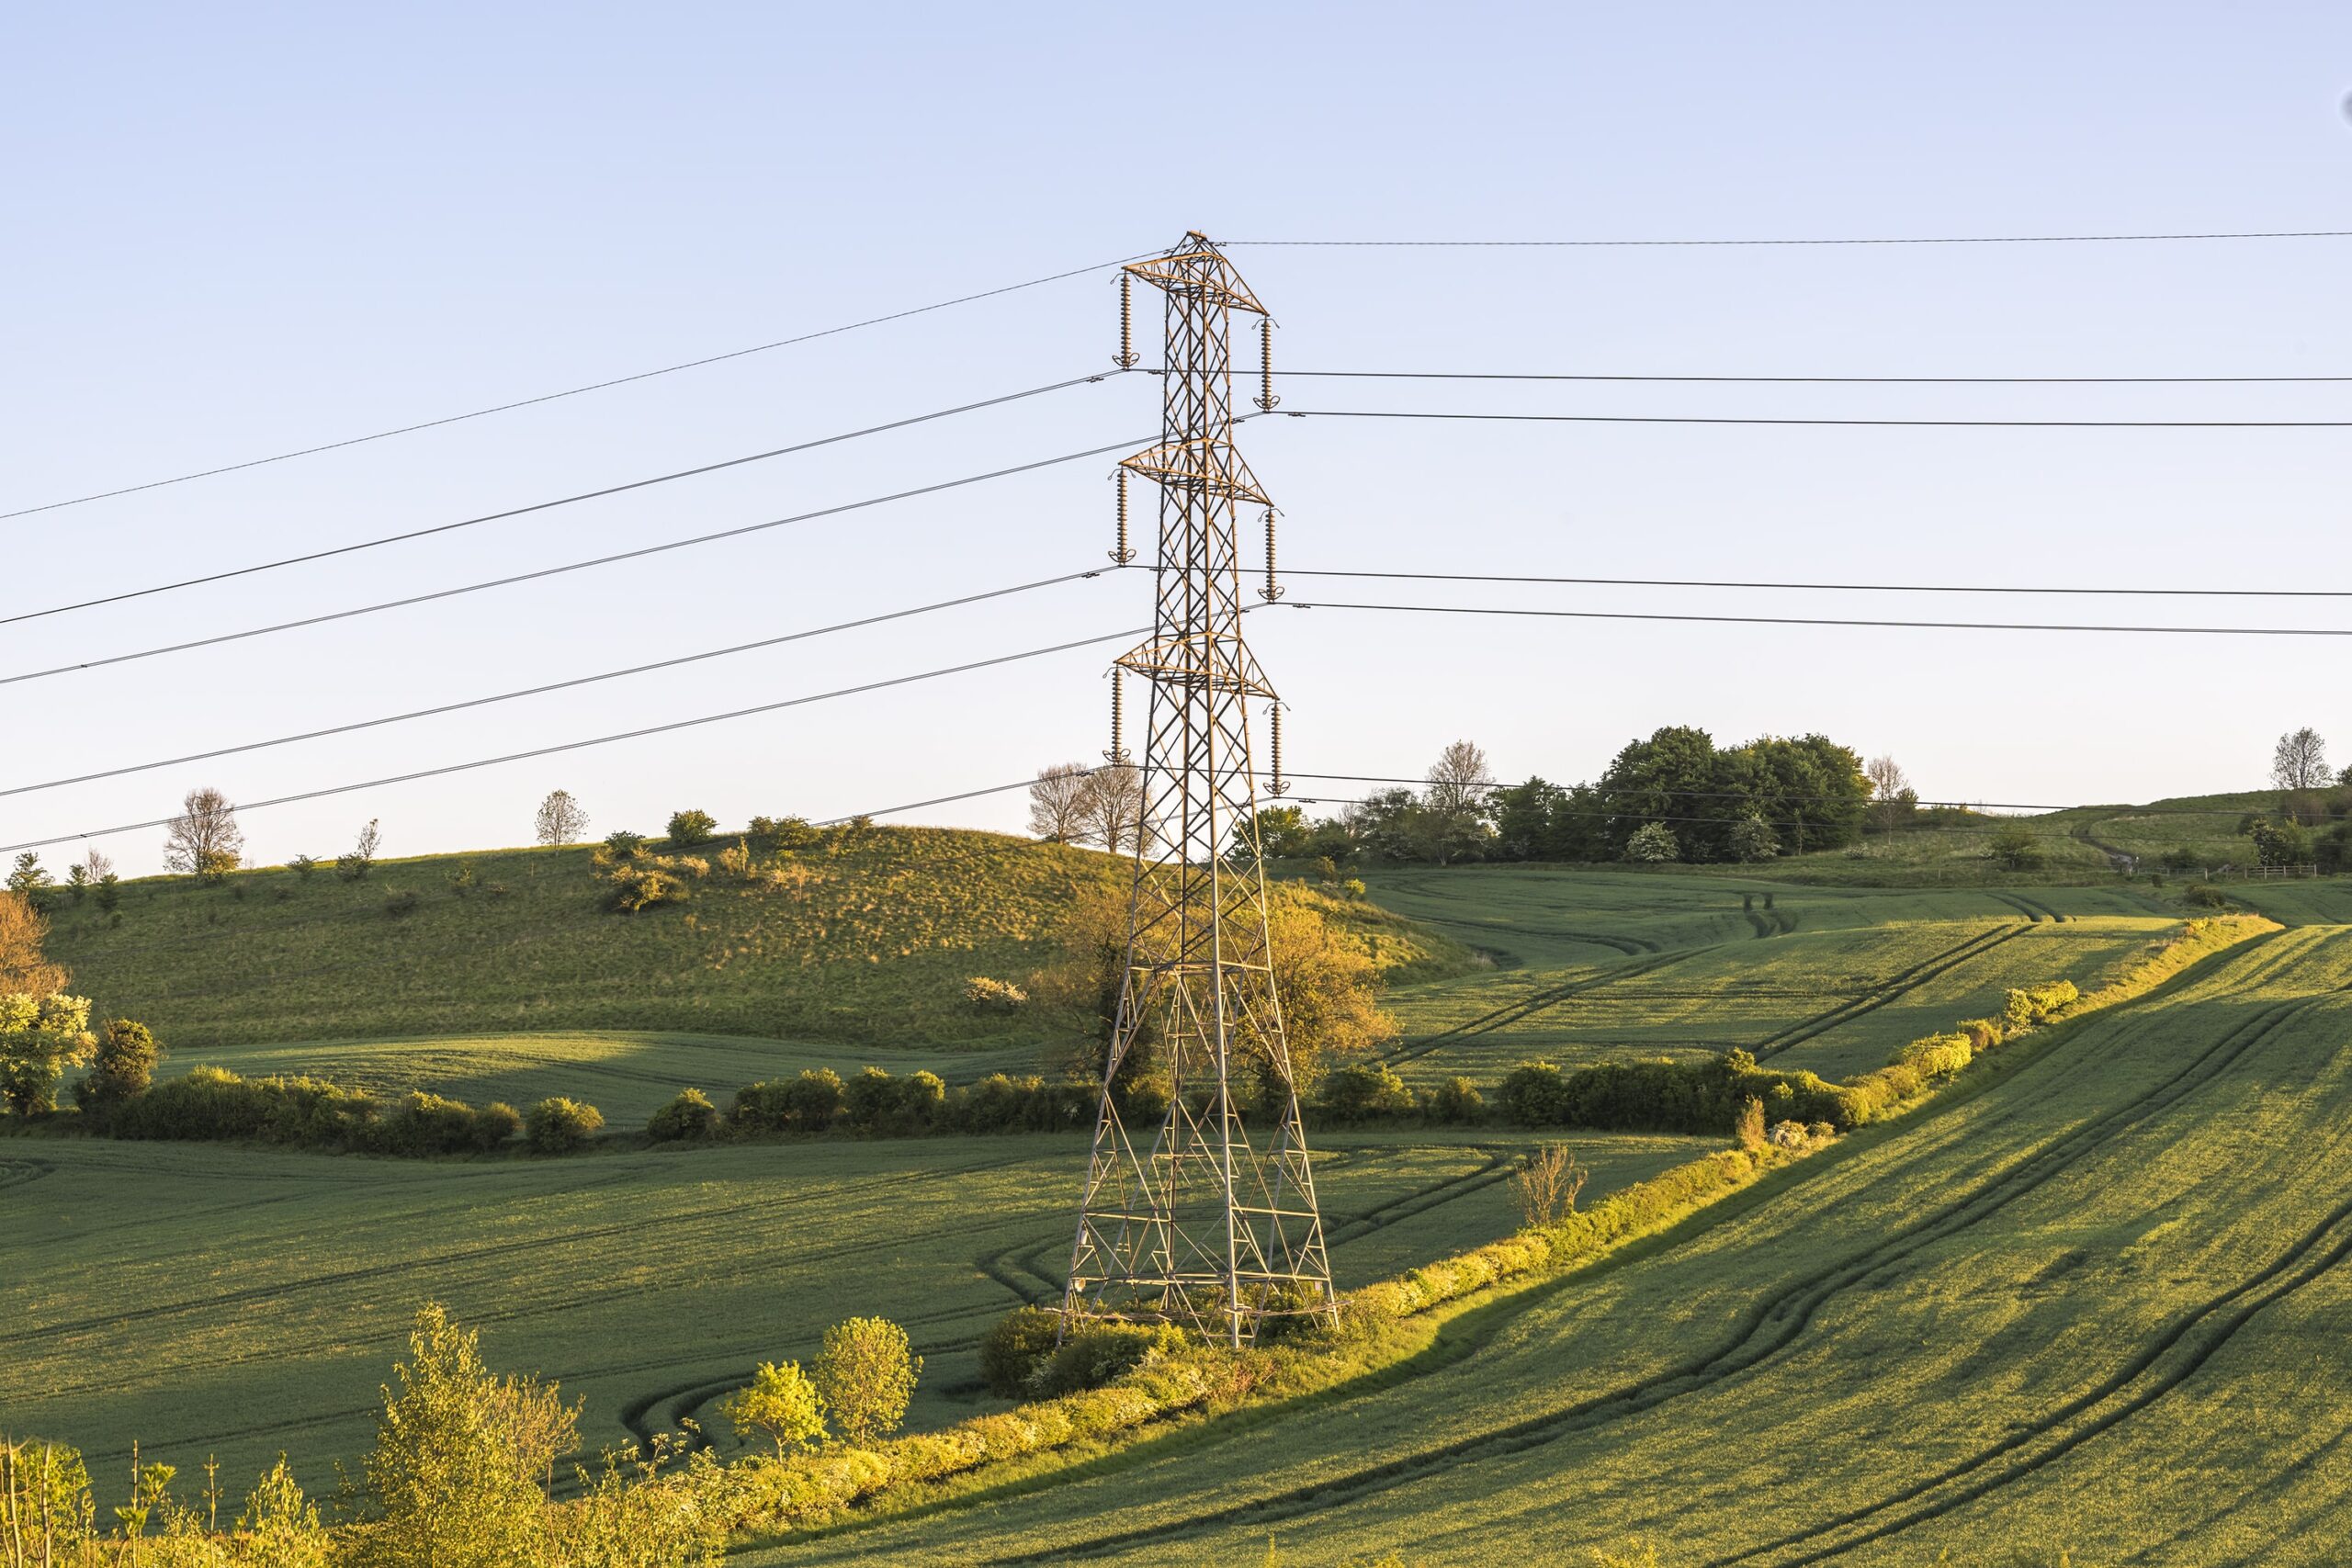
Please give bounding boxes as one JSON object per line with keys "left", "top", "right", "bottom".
{"left": 764, "top": 924, "right": 2352, "bottom": 1566}
{"left": 0, "top": 1128, "right": 1705, "bottom": 1488}
{"left": 40, "top": 827, "right": 1471, "bottom": 1057}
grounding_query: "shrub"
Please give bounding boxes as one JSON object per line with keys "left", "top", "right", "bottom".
{"left": 471, "top": 1101, "right": 522, "bottom": 1151}
{"left": 335, "top": 819, "right": 381, "bottom": 883}
{"left": 965, "top": 976, "right": 1030, "bottom": 1010}
{"left": 1734, "top": 1095, "right": 1767, "bottom": 1152}
{"left": 1315, "top": 1060, "right": 1416, "bottom": 1122}
{"left": 1512, "top": 1144, "right": 1587, "bottom": 1226}
{"left": 381, "top": 1091, "right": 482, "bottom": 1155}
{"left": 384, "top": 888, "right": 422, "bottom": 918}
{"left": 288, "top": 853, "right": 319, "bottom": 879}
{"left": 2183, "top": 882, "right": 2233, "bottom": 909}
{"left": 667, "top": 808, "right": 718, "bottom": 846}
{"left": 602, "top": 829, "right": 648, "bottom": 858}
{"left": 2003, "top": 980, "right": 2078, "bottom": 1031}
{"left": 1429, "top": 1076, "right": 1487, "bottom": 1124}
{"left": 813, "top": 1316, "right": 922, "bottom": 1445}
{"left": 526, "top": 1097, "right": 604, "bottom": 1153}
{"left": 717, "top": 840, "right": 752, "bottom": 879}
{"left": 1895, "top": 1032, "right": 1973, "bottom": 1079}
{"left": 1027, "top": 1322, "right": 1185, "bottom": 1398}
{"left": 843, "top": 1066, "right": 901, "bottom": 1133}
{"left": 1625, "top": 822, "right": 1679, "bottom": 863}
{"left": 648, "top": 1087, "right": 718, "bottom": 1141}
{"left": 979, "top": 1305, "right": 1065, "bottom": 1398}
{"left": 446, "top": 861, "right": 479, "bottom": 897}
{"left": 0, "top": 991, "right": 96, "bottom": 1115}
{"left": 71, "top": 1017, "right": 162, "bottom": 1115}
{"left": 732, "top": 1068, "right": 844, "bottom": 1134}
{"left": 606, "top": 860, "right": 691, "bottom": 913}
{"left": 2160, "top": 845, "right": 2201, "bottom": 873}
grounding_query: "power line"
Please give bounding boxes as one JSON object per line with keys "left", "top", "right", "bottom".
{"left": 0, "top": 570, "right": 1107, "bottom": 799}
{"left": 2, "top": 374, "right": 1118, "bottom": 627}
{"left": 1223, "top": 229, "right": 2352, "bottom": 248}
{"left": 1270, "top": 773, "right": 2078, "bottom": 811}
{"left": 1270, "top": 368, "right": 2352, "bottom": 386}
{"left": 1266, "top": 567, "right": 2352, "bottom": 599}
{"left": 1283, "top": 408, "right": 2352, "bottom": 430}
{"left": 0, "top": 627, "right": 1144, "bottom": 855}
{"left": 1286, "top": 599, "right": 2352, "bottom": 637}
{"left": 2, "top": 434, "right": 1167, "bottom": 687}
{"left": 2, "top": 253, "right": 1154, "bottom": 523}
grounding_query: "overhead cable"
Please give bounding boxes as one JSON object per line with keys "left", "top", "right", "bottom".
{"left": 2, "top": 373, "right": 1119, "bottom": 626}
{"left": 1284, "top": 599, "right": 2352, "bottom": 637}
{"left": 1266, "top": 367, "right": 2352, "bottom": 386}
{"left": 1, "top": 253, "right": 1153, "bottom": 522}
{"left": 0, "top": 628, "right": 1144, "bottom": 854}
{"left": 1282, "top": 408, "right": 2352, "bottom": 430}
{"left": 1264, "top": 567, "right": 2352, "bottom": 599}
{"left": 1223, "top": 229, "right": 2352, "bottom": 247}
{"left": 0, "top": 569, "right": 1107, "bottom": 799}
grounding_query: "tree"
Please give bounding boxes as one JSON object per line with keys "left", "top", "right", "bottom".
{"left": 812, "top": 1316, "right": 921, "bottom": 1447}
{"left": 6, "top": 853, "right": 51, "bottom": 897}
{"left": 1026, "top": 762, "right": 1093, "bottom": 842}
{"left": 2251, "top": 817, "right": 2312, "bottom": 869}
{"left": 0, "top": 895, "right": 65, "bottom": 995}
{"left": 236, "top": 1457, "right": 332, "bottom": 1568}
{"left": 2274, "top": 728, "right": 2331, "bottom": 792}
{"left": 1865, "top": 755, "right": 1917, "bottom": 838}
{"left": 1078, "top": 762, "right": 1147, "bottom": 852}
{"left": 1626, "top": 822, "right": 1679, "bottom": 863}
{"left": 0, "top": 992, "right": 96, "bottom": 1116}
{"left": 1727, "top": 814, "right": 1779, "bottom": 863}
{"left": 1989, "top": 821, "right": 2045, "bottom": 870}
{"left": 1424, "top": 739, "right": 1494, "bottom": 818}
{"left": 364, "top": 1303, "right": 579, "bottom": 1568}
{"left": 1239, "top": 804, "right": 1311, "bottom": 858}
{"left": 719, "top": 1359, "right": 828, "bottom": 1458}
{"left": 164, "top": 786, "right": 244, "bottom": 881}
{"left": 72, "top": 1018, "right": 163, "bottom": 1114}
{"left": 1242, "top": 894, "right": 1397, "bottom": 1097}
{"left": 336, "top": 819, "right": 382, "bottom": 883}
{"left": 666, "top": 808, "right": 718, "bottom": 846}
{"left": 1511, "top": 1144, "right": 1588, "bottom": 1227}
{"left": 533, "top": 790, "right": 588, "bottom": 846}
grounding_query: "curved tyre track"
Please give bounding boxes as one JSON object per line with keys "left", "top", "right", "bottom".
{"left": 978, "top": 940, "right": 2301, "bottom": 1563}
{"left": 1383, "top": 953, "right": 1690, "bottom": 1068}
{"left": 1752, "top": 925, "right": 2024, "bottom": 1060}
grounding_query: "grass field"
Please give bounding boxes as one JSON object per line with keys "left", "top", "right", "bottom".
{"left": 0, "top": 1127, "right": 1706, "bottom": 1489}
{"left": 752, "top": 922, "right": 2352, "bottom": 1565}
{"left": 40, "top": 827, "right": 1469, "bottom": 1054}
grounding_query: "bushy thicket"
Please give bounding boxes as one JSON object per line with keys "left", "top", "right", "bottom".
{"left": 109, "top": 1066, "right": 527, "bottom": 1155}
{"left": 1498, "top": 1050, "right": 1846, "bottom": 1134}
{"left": 662, "top": 1067, "right": 1096, "bottom": 1143}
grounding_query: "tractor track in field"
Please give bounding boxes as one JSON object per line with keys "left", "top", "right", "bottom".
{"left": 1751, "top": 924, "right": 2026, "bottom": 1061}
{"left": 0, "top": 1156, "right": 53, "bottom": 1190}
{"left": 977, "top": 933, "right": 2303, "bottom": 1563}
{"left": 1408, "top": 912, "right": 1658, "bottom": 955}
{"left": 1382, "top": 953, "right": 1691, "bottom": 1067}
{"left": 1720, "top": 1163, "right": 2352, "bottom": 1565}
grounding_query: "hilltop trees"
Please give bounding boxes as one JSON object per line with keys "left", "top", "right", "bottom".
{"left": 1027, "top": 763, "right": 1092, "bottom": 842}
{"left": 164, "top": 785, "right": 243, "bottom": 881}
{"left": 1078, "top": 761, "right": 1147, "bottom": 852}
{"left": 533, "top": 790, "right": 589, "bottom": 845}
{"left": 1866, "top": 755, "right": 1917, "bottom": 838}
{"left": 2273, "top": 728, "right": 2331, "bottom": 791}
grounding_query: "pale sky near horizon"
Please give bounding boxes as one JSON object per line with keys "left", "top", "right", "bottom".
{"left": 7, "top": 2, "right": 2352, "bottom": 874}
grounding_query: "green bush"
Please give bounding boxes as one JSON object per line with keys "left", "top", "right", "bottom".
{"left": 2004, "top": 980, "right": 2078, "bottom": 1031}
{"left": 1429, "top": 1076, "right": 1487, "bottom": 1124}
{"left": 1316, "top": 1060, "right": 1416, "bottom": 1122}
{"left": 472, "top": 1101, "right": 522, "bottom": 1151}
{"left": 979, "top": 1305, "right": 1063, "bottom": 1398}
{"left": 71, "top": 1017, "right": 162, "bottom": 1115}
{"left": 1027, "top": 1322, "right": 1185, "bottom": 1398}
{"left": 526, "top": 1097, "right": 604, "bottom": 1153}
{"left": 2182, "top": 882, "right": 2233, "bottom": 909}
{"left": 383, "top": 888, "right": 422, "bottom": 918}
{"left": 666, "top": 808, "right": 718, "bottom": 846}
{"left": 647, "top": 1087, "right": 718, "bottom": 1141}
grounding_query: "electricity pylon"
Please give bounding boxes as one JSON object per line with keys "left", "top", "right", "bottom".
{"left": 1063, "top": 231, "right": 1334, "bottom": 1347}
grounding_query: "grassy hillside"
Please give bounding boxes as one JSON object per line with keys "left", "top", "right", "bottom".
{"left": 756, "top": 924, "right": 2352, "bottom": 1565}
{"left": 0, "top": 1127, "right": 1706, "bottom": 1486}
{"left": 41, "top": 826, "right": 1471, "bottom": 1054}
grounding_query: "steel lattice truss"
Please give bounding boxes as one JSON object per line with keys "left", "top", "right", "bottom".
{"left": 1064, "top": 232, "right": 1335, "bottom": 1346}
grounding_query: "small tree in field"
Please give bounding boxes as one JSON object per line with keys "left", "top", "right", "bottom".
{"left": 1866, "top": 754, "right": 1915, "bottom": 838}
{"left": 534, "top": 789, "right": 589, "bottom": 846}
{"left": 73, "top": 1018, "right": 162, "bottom": 1113}
{"left": 1626, "top": 822, "right": 1679, "bottom": 863}
{"left": 164, "top": 786, "right": 243, "bottom": 882}
{"left": 720, "top": 1360, "right": 827, "bottom": 1458}
{"left": 1511, "top": 1144, "right": 1588, "bottom": 1227}
{"left": 666, "top": 808, "right": 718, "bottom": 846}
{"left": 6, "top": 853, "right": 51, "bottom": 897}
{"left": 812, "top": 1317, "right": 921, "bottom": 1446}
{"left": 2273, "top": 728, "right": 2331, "bottom": 792}
{"left": 1079, "top": 761, "right": 1146, "bottom": 852}
{"left": 1027, "top": 762, "right": 1092, "bottom": 842}
{"left": 337, "top": 819, "right": 382, "bottom": 883}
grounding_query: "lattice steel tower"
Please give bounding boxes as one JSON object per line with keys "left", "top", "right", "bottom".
{"left": 1064, "top": 231, "right": 1334, "bottom": 1346}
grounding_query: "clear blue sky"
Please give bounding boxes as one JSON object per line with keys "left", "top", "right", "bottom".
{"left": 7, "top": 2, "right": 2351, "bottom": 874}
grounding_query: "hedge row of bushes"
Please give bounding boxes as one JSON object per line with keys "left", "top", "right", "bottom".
{"left": 647, "top": 1067, "right": 1098, "bottom": 1143}
{"left": 107, "top": 1066, "right": 602, "bottom": 1155}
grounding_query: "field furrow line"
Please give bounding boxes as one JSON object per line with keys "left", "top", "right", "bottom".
{"left": 1752, "top": 925, "right": 2024, "bottom": 1058}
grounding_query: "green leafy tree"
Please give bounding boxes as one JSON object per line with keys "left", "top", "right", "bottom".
{"left": 719, "top": 1359, "right": 828, "bottom": 1457}
{"left": 1989, "top": 822, "right": 2045, "bottom": 871}
{"left": 6, "top": 852, "right": 51, "bottom": 897}
{"left": 0, "top": 991, "right": 96, "bottom": 1115}
{"left": 2251, "top": 817, "right": 2312, "bottom": 869}
{"left": 238, "top": 1456, "right": 332, "bottom": 1566}
{"left": 812, "top": 1316, "right": 921, "bottom": 1447}
{"left": 1728, "top": 814, "right": 1779, "bottom": 863}
{"left": 364, "top": 1303, "right": 579, "bottom": 1568}
{"left": 1625, "top": 822, "right": 1679, "bottom": 863}
{"left": 72, "top": 1017, "right": 163, "bottom": 1113}
{"left": 666, "top": 808, "right": 718, "bottom": 846}
{"left": 525, "top": 1097, "right": 603, "bottom": 1153}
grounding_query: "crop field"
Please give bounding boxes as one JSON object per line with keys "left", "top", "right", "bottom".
{"left": 133, "top": 1030, "right": 1052, "bottom": 1125}
{"left": 0, "top": 1127, "right": 1706, "bottom": 1489}
{"left": 762, "top": 923, "right": 2352, "bottom": 1566}
{"left": 1368, "top": 869, "right": 2180, "bottom": 1084}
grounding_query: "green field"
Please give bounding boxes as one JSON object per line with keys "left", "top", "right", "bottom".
{"left": 752, "top": 923, "right": 2352, "bottom": 1565}
{"left": 0, "top": 1127, "right": 1705, "bottom": 1488}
